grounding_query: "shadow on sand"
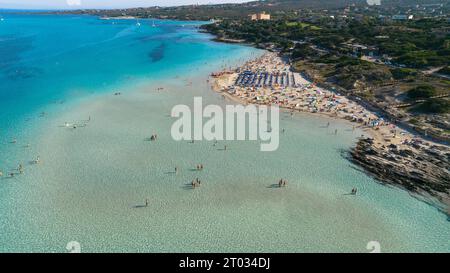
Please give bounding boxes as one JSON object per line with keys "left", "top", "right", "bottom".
{"left": 132, "top": 204, "right": 148, "bottom": 209}
{"left": 181, "top": 183, "right": 195, "bottom": 190}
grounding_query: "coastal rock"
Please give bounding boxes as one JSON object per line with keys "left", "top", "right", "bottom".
{"left": 350, "top": 138, "right": 450, "bottom": 216}
{"left": 399, "top": 149, "right": 414, "bottom": 157}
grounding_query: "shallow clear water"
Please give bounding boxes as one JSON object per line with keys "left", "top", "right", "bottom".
{"left": 0, "top": 14, "right": 449, "bottom": 253}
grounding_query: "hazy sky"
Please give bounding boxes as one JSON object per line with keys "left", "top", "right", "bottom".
{"left": 0, "top": 0, "right": 250, "bottom": 9}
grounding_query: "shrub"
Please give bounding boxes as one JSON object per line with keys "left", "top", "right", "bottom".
{"left": 391, "top": 68, "right": 418, "bottom": 80}
{"left": 415, "top": 99, "right": 450, "bottom": 114}
{"left": 407, "top": 85, "right": 437, "bottom": 99}
{"left": 439, "top": 66, "right": 450, "bottom": 76}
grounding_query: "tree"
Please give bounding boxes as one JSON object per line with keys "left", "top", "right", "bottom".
{"left": 407, "top": 85, "right": 437, "bottom": 99}
{"left": 416, "top": 99, "right": 450, "bottom": 114}
{"left": 391, "top": 68, "right": 418, "bottom": 80}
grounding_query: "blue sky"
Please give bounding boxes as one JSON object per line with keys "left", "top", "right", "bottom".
{"left": 0, "top": 0, "right": 250, "bottom": 9}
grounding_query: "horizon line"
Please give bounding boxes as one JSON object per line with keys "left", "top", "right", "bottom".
{"left": 0, "top": 1, "right": 252, "bottom": 11}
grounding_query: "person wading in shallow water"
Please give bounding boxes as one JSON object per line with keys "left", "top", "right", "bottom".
{"left": 278, "top": 179, "right": 287, "bottom": 187}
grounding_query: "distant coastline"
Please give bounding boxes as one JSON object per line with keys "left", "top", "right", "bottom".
{"left": 99, "top": 16, "right": 137, "bottom": 20}
{"left": 1, "top": 13, "right": 449, "bottom": 252}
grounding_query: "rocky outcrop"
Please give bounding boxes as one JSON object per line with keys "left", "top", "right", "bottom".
{"left": 350, "top": 138, "right": 450, "bottom": 216}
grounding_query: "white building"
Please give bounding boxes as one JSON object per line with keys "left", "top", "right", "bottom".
{"left": 249, "top": 12, "right": 271, "bottom": 21}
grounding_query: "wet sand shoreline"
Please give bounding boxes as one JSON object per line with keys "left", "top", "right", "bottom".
{"left": 210, "top": 52, "right": 450, "bottom": 215}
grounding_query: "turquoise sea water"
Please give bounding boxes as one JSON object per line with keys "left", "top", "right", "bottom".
{"left": 0, "top": 13, "right": 251, "bottom": 129}
{"left": 0, "top": 14, "right": 449, "bottom": 253}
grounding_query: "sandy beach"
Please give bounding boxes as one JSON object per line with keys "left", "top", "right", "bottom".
{"left": 1, "top": 15, "right": 449, "bottom": 252}
{"left": 210, "top": 52, "right": 449, "bottom": 148}
{"left": 210, "top": 52, "right": 450, "bottom": 213}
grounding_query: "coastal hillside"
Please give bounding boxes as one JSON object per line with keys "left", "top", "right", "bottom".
{"left": 51, "top": 0, "right": 447, "bottom": 20}
{"left": 53, "top": 0, "right": 449, "bottom": 141}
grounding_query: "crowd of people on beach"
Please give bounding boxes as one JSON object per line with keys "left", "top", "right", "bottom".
{"left": 212, "top": 52, "right": 423, "bottom": 150}
{"left": 213, "top": 52, "right": 383, "bottom": 129}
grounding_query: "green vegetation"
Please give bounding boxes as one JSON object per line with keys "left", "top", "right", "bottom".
{"left": 51, "top": 0, "right": 369, "bottom": 21}
{"left": 439, "top": 66, "right": 450, "bottom": 76}
{"left": 292, "top": 43, "right": 318, "bottom": 59}
{"left": 391, "top": 68, "right": 418, "bottom": 80}
{"left": 407, "top": 85, "right": 437, "bottom": 99}
{"left": 415, "top": 98, "right": 450, "bottom": 114}
{"left": 51, "top": 0, "right": 450, "bottom": 141}
{"left": 205, "top": 16, "right": 450, "bottom": 69}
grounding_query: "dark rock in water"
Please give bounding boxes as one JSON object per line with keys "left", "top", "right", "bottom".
{"left": 386, "top": 155, "right": 397, "bottom": 161}
{"left": 0, "top": 34, "right": 34, "bottom": 72}
{"left": 399, "top": 149, "right": 414, "bottom": 157}
{"left": 431, "top": 145, "right": 446, "bottom": 151}
{"left": 426, "top": 149, "right": 441, "bottom": 157}
{"left": 148, "top": 43, "right": 166, "bottom": 63}
{"left": 412, "top": 143, "right": 422, "bottom": 149}
{"left": 388, "top": 144, "right": 398, "bottom": 150}
{"left": 350, "top": 137, "right": 450, "bottom": 217}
